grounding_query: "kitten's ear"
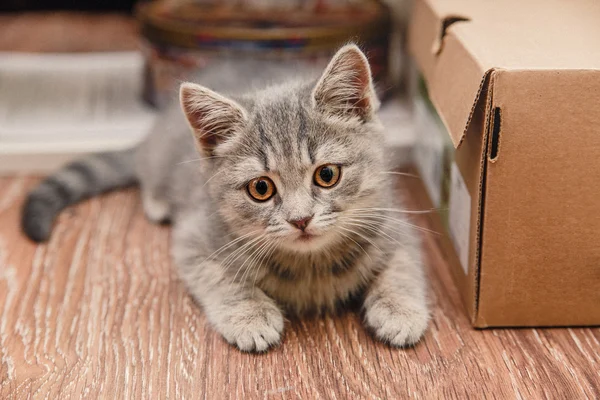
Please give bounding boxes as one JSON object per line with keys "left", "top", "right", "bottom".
{"left": 312, "top": 44, "right": 380, "bottom": 121}
{"left": 180, "top": 82, "right": 247, "bottom": 155}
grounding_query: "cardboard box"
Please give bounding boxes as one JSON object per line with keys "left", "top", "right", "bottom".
{"left": 408, "top": 0, "right": 600, "bottom": 327}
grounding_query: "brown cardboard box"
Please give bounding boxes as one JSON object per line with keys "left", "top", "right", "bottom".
{"left": 408, "top": 0, "right": 600, "bottom": 327}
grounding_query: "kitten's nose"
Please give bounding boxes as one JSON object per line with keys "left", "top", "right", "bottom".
{"left": 288, "top": 216, "right": 313, "bottom": 231}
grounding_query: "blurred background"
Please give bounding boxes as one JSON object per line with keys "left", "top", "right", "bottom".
{"left": 1, "top": 0, "right": 137, "bottom": 12}
{"left": 0, "top": 0, "right": 413, "bottom": 173}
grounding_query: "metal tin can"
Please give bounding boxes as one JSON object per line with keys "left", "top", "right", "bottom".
{"left": 137, "top": 0, "right": 391, "bottom": 108}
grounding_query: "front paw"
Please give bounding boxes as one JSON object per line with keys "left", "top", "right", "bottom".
{"left": 214, "top": 296, "right": 285, "bottom": 352}
{"left": 363, "top": 294, "right": 429, "bottom": 347}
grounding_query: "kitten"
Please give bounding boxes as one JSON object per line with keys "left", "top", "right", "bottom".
{"left": 22, "top": 45, "right": 429, "bottom": 352}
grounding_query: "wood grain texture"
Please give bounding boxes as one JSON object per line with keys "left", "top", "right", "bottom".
{"left": 1, "top": 175, "right": 599, "bottom": 399}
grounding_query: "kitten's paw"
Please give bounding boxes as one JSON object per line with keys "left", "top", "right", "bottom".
{"left": 363, "top": 295, "right": 429, "bottom": 347}
{"left": 217, "top": 298, "right": 284, "bottom": 352}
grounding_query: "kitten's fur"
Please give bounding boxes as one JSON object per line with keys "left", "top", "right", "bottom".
{"left": 22, "top": 45, "right": 428, "bottom": 352}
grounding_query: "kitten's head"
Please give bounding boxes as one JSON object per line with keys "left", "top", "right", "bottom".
{"left": 180, "top": 45, "right": 386, "bottom": 253}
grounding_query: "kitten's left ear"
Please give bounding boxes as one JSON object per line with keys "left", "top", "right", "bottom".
{"left": 312, "top": 44, "right": 380, "bottom": 121}
{"left": 180, "top": 82, "right": 247, "bottom": 155}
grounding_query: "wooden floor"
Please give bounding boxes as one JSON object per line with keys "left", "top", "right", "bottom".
{"left": 1, "top": 176, "right": 599, "bottom": 399}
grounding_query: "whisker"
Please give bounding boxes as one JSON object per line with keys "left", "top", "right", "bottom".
{"left": 236, "top": 237, "right": 280, "bottom": 297}
{"left": 225, "top": 237, "right": 267, "bottom": 295}
{"left": 341, "top": 219, "right": 404, "bottom": 245}
{"left": 237, "top": 239, "right": 273, "bottom": 286}
{"left": 251, "top": 239, "right": 279, "bottom": 286}
{"left": 201, "top": 230, "right": 261, "bottom": 264}
{"left": 250, "top": 239, "right": 281, "bottom": 297}
{"left": 337, "top": 230, "right": 373, "bottom": 262}
{"left": 232, "top": 241, "right": 269, "bottom": 290}
{"left": 343, "top": 213, "right": 441, "bottom": 236}
{"left": 177, "top": 156, "right": 224, "bottom": 165}
{"left": 221, "top": 235, "right": 264, "bottom": 269}
{"left": 340, "top": 215, "right": 434, "bottom": 246}
{"left": 348, "top": 209, "right": 437, "bottom": 225}
{"left": 350, "top": 207, "right": 443, "bottom": 215}
{"left": 201, "top": 170, "right": 222, "bottom": 188}
{"left": 338, "top": 226, "right": 383, "bottom": 254}
{"left": 220, "top": 234, "right": 265, "bottom": 274}
{"left": 379, "top": 171, "right": 420, "bottom": 178}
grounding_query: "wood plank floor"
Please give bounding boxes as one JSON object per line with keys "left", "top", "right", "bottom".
{"left": 1, "top": 176, "right": 599, "bottom": 399}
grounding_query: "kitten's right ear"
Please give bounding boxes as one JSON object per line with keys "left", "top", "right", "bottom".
{"left": 180, "top": 82, "right": 247, "bottom": 155}
{"left": 312, "top": 44, "right": 379, "bottom": 121}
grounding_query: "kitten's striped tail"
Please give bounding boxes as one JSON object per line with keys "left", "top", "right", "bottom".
{"left": 21, "top": 149, "right": 137, "bottom": 242}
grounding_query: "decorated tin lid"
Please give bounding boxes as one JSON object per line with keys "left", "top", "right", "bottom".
{"left": 137, "top": 0, "right": 390, "bottom": 52}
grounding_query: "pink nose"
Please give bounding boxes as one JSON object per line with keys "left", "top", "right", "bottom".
{"left": 288, "top": 216, "right": 313, "bottom": 231}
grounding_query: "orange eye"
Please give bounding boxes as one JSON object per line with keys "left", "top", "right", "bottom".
{"left": 314, "top": 164, "right": 341, "bottom": 188}
{"left": 247, "top": 177, "right": 276, "bottom": 201}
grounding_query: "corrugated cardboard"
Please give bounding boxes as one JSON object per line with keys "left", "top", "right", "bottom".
{"left": 408, "top": 0, "right": 600, "bottom": 327}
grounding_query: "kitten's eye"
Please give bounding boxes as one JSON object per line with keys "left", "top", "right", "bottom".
{"left": 314, "top": 164, "right": 341, "bottom": 188}
{"left": 247, "top": 177, "right": 276, "bottom": 202}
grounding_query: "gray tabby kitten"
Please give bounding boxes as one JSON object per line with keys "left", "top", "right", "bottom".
{"left": 22, "top": 45, "right": 429, "bottom": 352}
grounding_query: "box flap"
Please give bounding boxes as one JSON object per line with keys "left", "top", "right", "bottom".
{"left": 408, "top": 0, "right": 600, "bottom": 148}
